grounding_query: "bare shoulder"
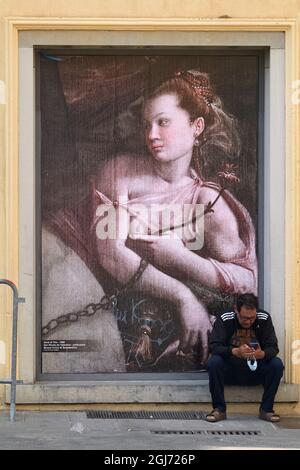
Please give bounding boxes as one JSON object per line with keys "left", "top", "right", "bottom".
{"left": 197, "top": 185, "right": 220, "bottom": 203}
{"left": 198, "top": 186, "right": 235, "bottom": 223}
{"left": 95, "top": 153, "right": 147, "bottom": 199}
{"left": 198, "top": 186, "right": 246, "bottom": 258}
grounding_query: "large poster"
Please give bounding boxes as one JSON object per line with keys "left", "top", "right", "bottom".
{"left": 39, "top": 52, "right": 259, "bottom": 374}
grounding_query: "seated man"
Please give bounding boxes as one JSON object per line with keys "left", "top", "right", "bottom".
{"left": 205, "top": 293, "right": 284, "bottom": 423}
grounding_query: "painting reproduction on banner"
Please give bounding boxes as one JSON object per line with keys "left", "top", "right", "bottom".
{"left": 39, "top": 52, "right": 258, "bottom": 374}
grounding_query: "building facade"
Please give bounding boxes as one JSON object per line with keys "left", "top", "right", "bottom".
{"left": 0, "top": 0, "right": 300, "bottom": 411}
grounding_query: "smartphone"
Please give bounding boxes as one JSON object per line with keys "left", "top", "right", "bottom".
{"left": 249, "top": 340, "right": 259, "bottom": 350}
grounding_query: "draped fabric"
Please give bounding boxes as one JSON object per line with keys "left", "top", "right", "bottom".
{"left": 46, "top": 174, "right": 257, "bottom": 297}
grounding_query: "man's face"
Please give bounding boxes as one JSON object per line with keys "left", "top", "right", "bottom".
{"left": 236, "top": 306, "right": 257, "bottom": 329}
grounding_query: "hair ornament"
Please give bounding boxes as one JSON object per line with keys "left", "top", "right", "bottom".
{"left": 175, "top": 70, "right": 214, "bottom": 107}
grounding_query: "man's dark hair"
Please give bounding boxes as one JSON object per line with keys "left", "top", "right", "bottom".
{"left": 235, "top": 293, "right": 258, "bottom": 312}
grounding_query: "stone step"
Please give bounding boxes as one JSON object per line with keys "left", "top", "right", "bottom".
{"left": 5, "top": 381, "right": 299, "bottom": 404}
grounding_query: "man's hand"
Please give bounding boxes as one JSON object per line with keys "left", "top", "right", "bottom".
{"left": 253, "top": 347, "right": 265, "bottom": 360}
{"left": 232, "top": 344, "right": 265, "bottom": 360}
{"left": 232, "top": 344, "right": 256, "bottom": 359}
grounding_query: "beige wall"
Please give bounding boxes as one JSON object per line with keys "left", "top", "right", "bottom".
{"left": 0, "top": 0, "right": 300, "bottom": 408}
{"left": 0, "top": 0, "right": 300, "bottom": 18}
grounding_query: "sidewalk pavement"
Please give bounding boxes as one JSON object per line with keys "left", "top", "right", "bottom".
{"left": 0, "top": 410, "right": 300, "bottom": 450}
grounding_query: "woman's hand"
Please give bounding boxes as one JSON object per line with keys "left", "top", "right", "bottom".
{"left": 177, "top": 293, "right": 213, "bottom": 365}
{"left": 129, "top": 233, "right": 186, "bottom": 271}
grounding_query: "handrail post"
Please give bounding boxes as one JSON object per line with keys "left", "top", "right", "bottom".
{"left": 0, "top": 279, "right": 24, "bottom": 422}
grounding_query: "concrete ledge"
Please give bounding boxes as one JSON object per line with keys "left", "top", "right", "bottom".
{"left": 5, "top": 381, "right": 299, "bottom": 404}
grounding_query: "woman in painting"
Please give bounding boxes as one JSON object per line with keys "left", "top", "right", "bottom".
{"left": 42, "top": 70, "right": 257, "bottom": 373}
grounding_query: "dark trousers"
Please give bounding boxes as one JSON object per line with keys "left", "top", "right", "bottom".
{"left": 207, "top": 354, "right": 284, "bottom": 412}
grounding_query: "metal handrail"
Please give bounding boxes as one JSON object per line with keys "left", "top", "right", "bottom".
{"left": 0, "top": 279, "right": 24, "bottom": 422}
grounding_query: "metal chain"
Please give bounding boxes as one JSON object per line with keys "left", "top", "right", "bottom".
{"left": 42, "top": 259, "right": 148, "bottom": 338}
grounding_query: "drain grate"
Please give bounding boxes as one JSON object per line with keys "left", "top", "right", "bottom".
{"left": 151, "top": 430, "right": 261, "bottom": 436}
{"left": 86, "top": 411, "right": 204, "bottom": 420}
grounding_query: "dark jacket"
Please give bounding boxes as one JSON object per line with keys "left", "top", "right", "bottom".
{"left": 209, "top": 310, "right": 279, "bottom": 361}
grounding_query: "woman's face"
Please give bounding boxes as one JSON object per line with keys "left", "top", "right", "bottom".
{"left": 143, "top": 93, "right": 204, "bottom": 163}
